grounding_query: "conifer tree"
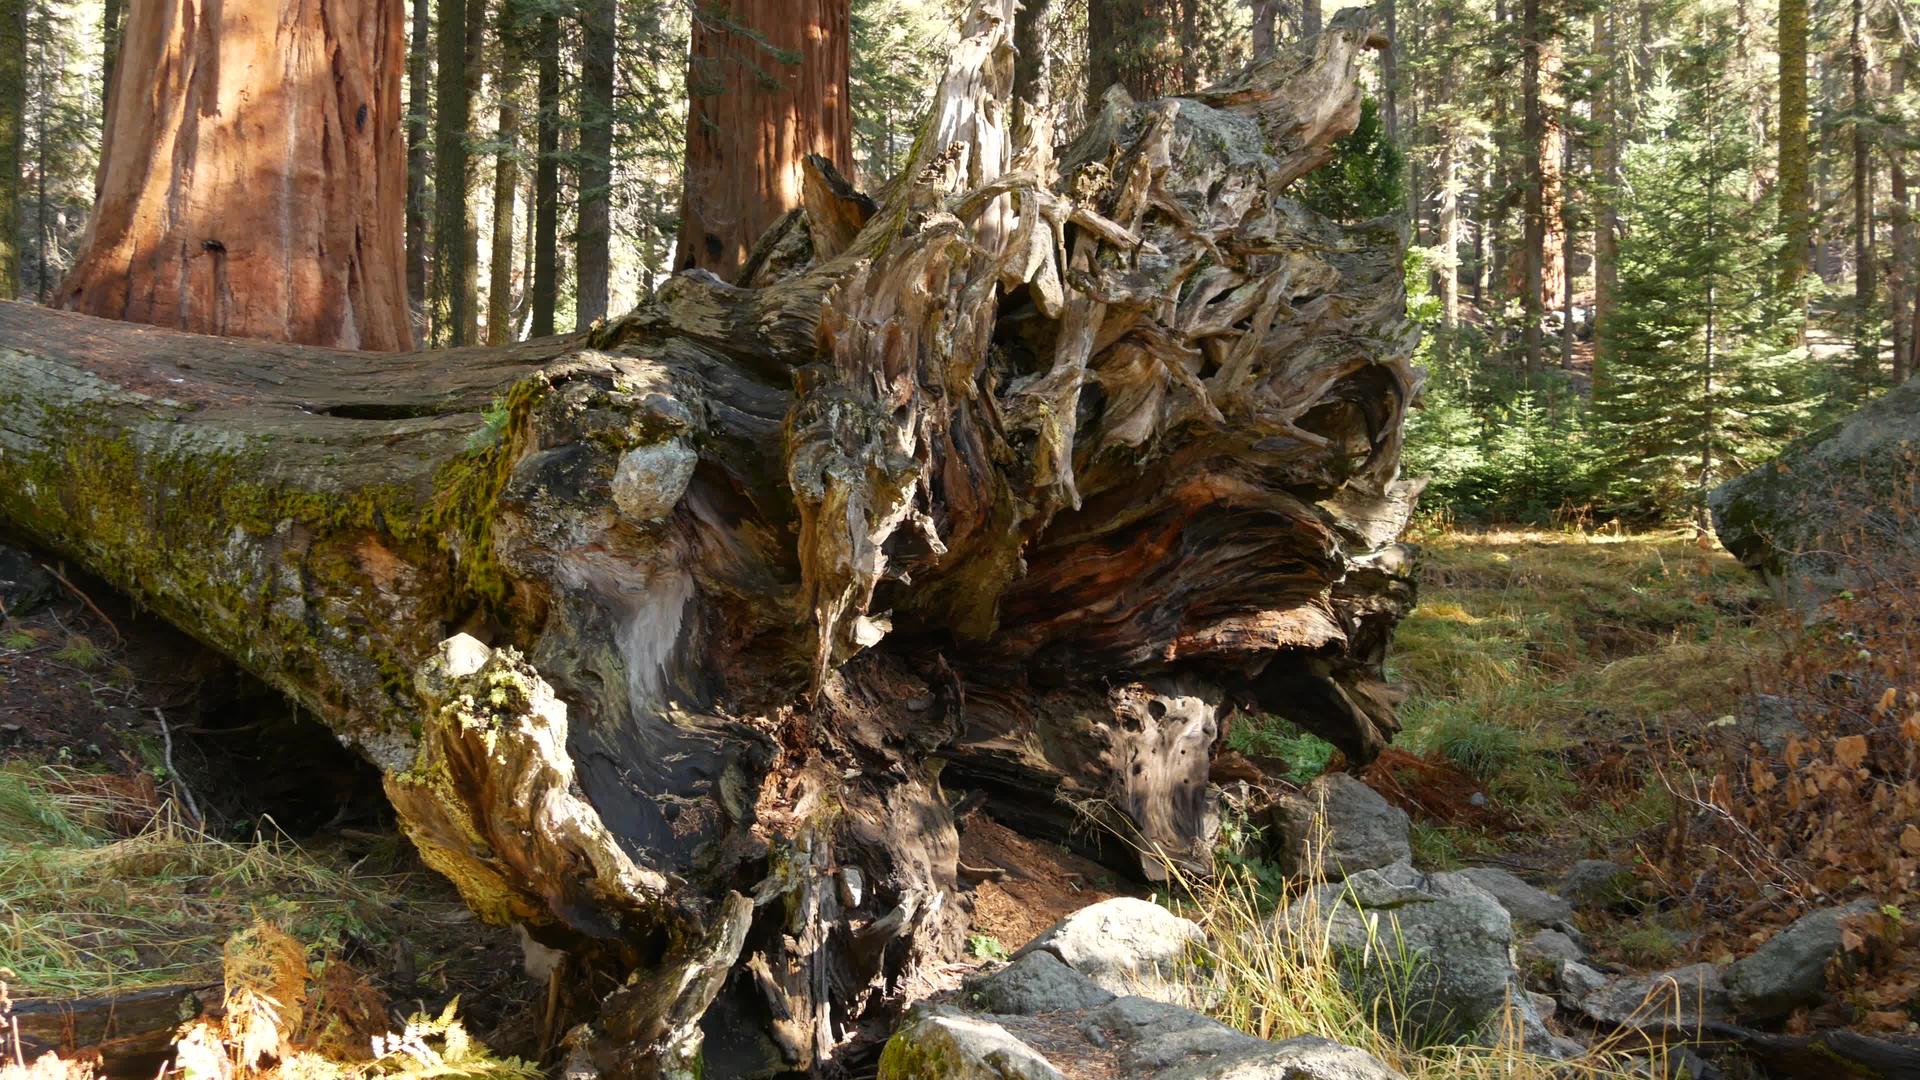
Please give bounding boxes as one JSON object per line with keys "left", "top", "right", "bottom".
{"left": 1598, "top": 41, "right": 1812, "bottom": 517}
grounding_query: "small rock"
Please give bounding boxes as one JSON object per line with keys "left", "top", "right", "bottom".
{"left": 1574, "top": 963, "right": 1730, "bottom": 1029}
{"left": 967, "top": 951, "right": 1115, "bottom": 1015}
{"left": 1727, "top": 694, "right": 1809, "bottom": 754}
{"left": 1457, "top": 867, "right": 1574, "bottom": 926}
{"left": 1724, "top": 899, "right": 1878, "bottom": 1020}
{"left": 1271, "top": 773, "right": 1412, "bottom": 880}
{"left": 1559, "top": 860, "right": 1634, "bottom": 909}
{"left": 1512, "top": 987, "right": 1586, "bottom": 1060}
{"left": 1089, "top": 997, "right": 1406, "bottom": 1079}
{"left": 0, "top": 545, "right": 55, "bottom": 618}
{"left": 1556, "top": 959, "right": 1610, "bottom": 1003}
{"left": 1014, "top": 897, "right": 1205, "bottom": 996}
{"left": 878, "top": 1007, "right": 1065, "bottom": 1080}
{"left": 1520, "top": 926, "right": 1582, "bottom": 968}
{"left": 610, "top": 440, "right": 697, "bottom": 524}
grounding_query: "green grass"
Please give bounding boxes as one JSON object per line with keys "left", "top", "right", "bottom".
{"left": 0, "top": 763, "right": 464, "bottom": 996}
{"left": 1387, "top": 526, "right": 1777, "bottom": 852}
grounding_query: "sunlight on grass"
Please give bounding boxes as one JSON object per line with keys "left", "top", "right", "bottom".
{"left": 1390, "top": 526, "right": 1780, "bottom": 851}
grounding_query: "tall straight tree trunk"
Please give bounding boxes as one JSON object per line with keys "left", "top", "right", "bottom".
{"left": 1592, "top": 7, "right": 1619, "bottom": 386}
{"left": 1778, "top": 0, "right": 1810, "bottom": 298}
{"left": 55, "top": 0, "right": 410, "bottom": 349}
{"left": 100, "top": 0, "right": 122, "bottom": 126}
{"left": 405, "top": 0, "right": 430, "bottom": 337}
{"left": 1520, "top": 0, "right": 1546, "bottom": 372}
{"left": 674, "top": 0, "right": 852, "bottom": 281}
{"left": 1250, "top": 0, "right": 1281, "bottom": 57}
{"left": 1893, "top": 47, "right": 1912, "bottom": 385}
{"left": 1381, "top": 0, "right": 1398, "bottom": 143}
{"left": 1087, "top": 0, "right": 1185, "bottom": 104}
{"left": 1012, "top": 0, "right": 1053, "bottom": 137}
{"left": 1303, "top": 0, "right": 1322, "bottom": 36}
{"left": 1437, "top": 137, "right": 1460, "bottom": 332}
{"left": 0, "top": 0, "right": 19, "bottom": 300}
{"left": 1850, "top": 0, "right": 1874, "bottom": 393}
{"left": 487, "top": 0, "right": 526, "bottom": 346}
{"left": 530, "top": 11, "right": 559, "bottom": 338}
{"left": 1560, "top": 104, "right": 1575, "bottom": 370}
{"left": 431, "top": 0, "right": 476, "bottom": 345}
{"left": 576, "top": 0, "right": 615, "bottom": 325}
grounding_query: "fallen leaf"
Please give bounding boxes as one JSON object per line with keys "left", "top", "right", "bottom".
{"left": 1836, "top": 734, "right": 1869, "bottom": 770}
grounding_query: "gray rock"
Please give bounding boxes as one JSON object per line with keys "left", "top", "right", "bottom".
{"left": 877, "top": 1006, "right": 1067, "bottom": 1080}
{"left": 1089, "top": 997, "right": 1405, "bottom": 1080}
{"left": 1710, "top": 376, "right": 1920, "bottom": 600}
{"left": 967, "top": 951, "right": 1115, "bottom": 1015}
{"left": 1725, "top": 694, "right": 1809, "bottom": 754}
{"left": 1556, "top": 959, "right": 1610, "bottom": 1003}
{"left": 1279, "top": 862, "right": 1516, "bottom": 1042}
{"left": 1512, "top": 987, "right": 1586, "bottom": 1060}
{"left": 0, "top": 544, "right": 55, "bottom": 618}
{"left": 1522, "top": 929, "right": 1585, "bottom": 971}
{"left": 1272, "top": 773, "right": 1412, "bottom": 880}
{"left": 1014, "top": 897, "right": 1206, "bottom": 995}
{"left": 1559, "top": 860, "right": 1634, "bottom": 908}
{"left": 611, "top": 439, "right": 697, "bottom": 523}
{"left": 1725, "top": 899, "right": 1878, "bottom": 1019}
{"left": 1573, "top": 963, "right": 1730, "bottom": 1028}
{"left": 1457, "top": 867, "right": 1574, "bottom": 926}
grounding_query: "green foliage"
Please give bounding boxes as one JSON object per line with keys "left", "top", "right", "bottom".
{"left": 1594, "top": 35, "right": 1821, "bottom": 520}
{"left": 965, "top": 933, "right": 1009, "bottom": 961}
{"left": 1227, "top": 716, "right": 1334, "bottom": 783}
{"left": 1294, "top": 98, "right": 1406, "bottom": 222}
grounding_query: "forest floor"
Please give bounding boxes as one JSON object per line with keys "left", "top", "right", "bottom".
{"left": 4, "top": 526, "right": 1913, "bottom": 1076}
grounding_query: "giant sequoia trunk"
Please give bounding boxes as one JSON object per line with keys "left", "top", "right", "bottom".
{"left": 56, "top": 0, "right": 412, "bottom": 351}
{"left": 674, "top": 0, "right": 853, "bottom": 282}
{"left": 0, "top": 8, "right": 1415, "bottom": 1076}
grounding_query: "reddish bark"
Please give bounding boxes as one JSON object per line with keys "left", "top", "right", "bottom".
{"left": 674, "top": 0, "right": 853, "bottom": 281}
{"left": 56, "top": 0, "right": 412, "bottom": 351}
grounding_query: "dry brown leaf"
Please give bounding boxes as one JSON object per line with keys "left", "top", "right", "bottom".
{"left": 1835, "top": 734, "right": 1869, "bottom": 770}
{"left": 1901, "top": 824, "right": 1920, "bottom": 856}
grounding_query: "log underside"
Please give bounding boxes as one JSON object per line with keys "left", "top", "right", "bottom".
{"left": 0, "top": 8, "right": 1418, "bottom": 1076}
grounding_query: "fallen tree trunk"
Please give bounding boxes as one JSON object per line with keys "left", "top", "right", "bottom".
{"left": 0, "top": 7, "right": 1417, "bottom": 1076}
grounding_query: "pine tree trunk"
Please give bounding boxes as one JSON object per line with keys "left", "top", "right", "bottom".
{"left": 100, "top": 0, "right": 122, "bottom": 126}
{"left": 54, "top": 0, "right": 410, "bottom": 350}
{"left": 1438, "top": 137, "right": 1460, "bottom": 330}
{"left": 1778, "top": 0, "right": 1810, "bottom": 296}
{"left": 1560, "top": 108, "right": 1575, "bottom": 371}
{"left": 0, "top": 11, "right": 1413, "bottom": 1074}
{"left": 1892, "top": 47, "right": 1912, "bottom": 385}
{"left": 673, "top": 0, "right": 850, "bottom": 283}
{"left": 1592, "top": 7, "right": 1619, "bottom": 386}
{"left": 406, "top": 0, "right": 431, "bottom": 337}
{"left": 1012, "top": 0, "right": 1052, "bottom": 137}
{"left": 576, "top": 0, "right": 615, "bottom": 325}
{"left": 488, "top": 0, "right": 526, "bottom": 347}
{"left": 530, "top": 11, "right": 559, "bottom": 339}
{"left": 1521, "top": 0, "right": 1546, "bottom": 371}
{"left": 1303, "top": 0, "right": 1322, "bottom": 36}
{"left": 1381, "top": 0, "right": 1398, "bottom": 143}
{"left": 1850, "top": 0, "right": 1875, "bottom": 393}
{"left": 1087, "top": 0, "right": 1185, "bottom": 103}
{"left": 431, "top": 0, "right": 477, "bottom": 346}
{"left": 0, "top": 0, "right": 19, "bottom": 300}
{"left": 1250, "top": 0, "right": 1281, "bottom": 58}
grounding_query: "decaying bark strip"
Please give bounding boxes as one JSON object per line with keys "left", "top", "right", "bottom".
{"left": 0, "top": 6, "right": 1416, "bottom": 1075}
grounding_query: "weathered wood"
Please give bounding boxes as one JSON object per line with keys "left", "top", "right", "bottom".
{"left": 8, "top": 983, "right": 218, "bottom": 1075}
{"left": 0, "top": 9, "right": 1415, "bottom": 1075}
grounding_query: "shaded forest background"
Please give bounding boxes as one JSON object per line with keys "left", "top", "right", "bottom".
{"left": 1, "top": 0, "right": 1914, "bottom": 522}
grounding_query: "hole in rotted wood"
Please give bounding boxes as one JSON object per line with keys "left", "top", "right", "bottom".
{"left": 1147, "top": 699, "right": 1167, "bottom": 720}
{"left": 318, "top": 401, "right": 445, "bottom": 420}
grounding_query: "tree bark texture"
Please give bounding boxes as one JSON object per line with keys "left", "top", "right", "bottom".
{"left": 1592, "top": 7, "right": 1619, "bottom": 386}
{"left": 1087, "top": 0, "right": 1186, "bottom": 104}
{"left": 431, "top": 0, "right": 477, "bottom": 346}
{"left": 1850, "top": 0, "right": 1874, "bottom": 391}
{"left": 1778, "top": 0, "right": 1811, "bottom": 297}
{"left": 576, "top": 0, "right": 615, "bottom": 324}
{"left": 406, "top": 0, "right": 431, "bottom": 335}
{"left": 53, "top": 0, "right": 410, "bottom": 350}
{"left": 531, "top": 10, "right": 560, "bottom": 339}
{"left": 488, "top": 0, "right": 527, "bottom": 346}
{"left": 0, "top": 9, "right": 1412, "bottom": 1075}
{"left": 0, "top": 0, "right": 20, "bottom": 300}
{"left": 673, "top": 0, "right": 851, "bottom": 284}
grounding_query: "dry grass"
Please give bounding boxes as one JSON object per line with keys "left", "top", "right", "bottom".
{"left": 0, "top": 763, "right": 464, "bottom": 998}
